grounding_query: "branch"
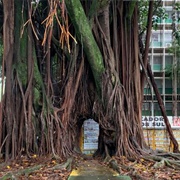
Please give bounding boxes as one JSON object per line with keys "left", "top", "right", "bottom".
{"left": 141, "top": 0, "right": 154, "bottom": 91}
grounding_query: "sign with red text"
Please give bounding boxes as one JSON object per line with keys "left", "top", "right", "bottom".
{"left": 142, "top": 116, "right": 180, "bottom": 129}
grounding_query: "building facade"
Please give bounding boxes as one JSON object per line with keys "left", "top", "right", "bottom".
{"left": 143, "top": 0, "right": 180, "bottom": 117}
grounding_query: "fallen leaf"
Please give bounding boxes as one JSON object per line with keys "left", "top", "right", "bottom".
{"left": 33, "top": 154, "right": 37, "bottom": 158}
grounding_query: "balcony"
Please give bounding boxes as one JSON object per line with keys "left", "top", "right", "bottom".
{"left": 165, "top": 18, "right": 172, "bottom": 24}
{"left": 153, "top": 64, "right": 163, "bottom": 71}
{"left": 144, "top": 88, "right": 151, "bottom": 94}
{"left": 150, "top": 42, "right": 163, "bottom": 48}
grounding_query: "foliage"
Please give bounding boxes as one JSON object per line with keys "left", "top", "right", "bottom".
{"left": 165, "top": 38, "right": 180, "bottom": 82}
{"left": 138, "top": 0, "right": 150, "bottom": 33}
{"left": 174, "top": 2, "right": 180, "bottom": 11}
{"left": 152, "top": 6, "right": 168, "bottom": 30}
{"left": 165, "top": 64, "right": 180, "bottom": 81}
{"left": 138, "top": 0, "right": 167, "bottom": 33}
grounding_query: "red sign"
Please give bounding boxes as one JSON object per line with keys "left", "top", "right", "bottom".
{"left": 173, "top": 117, "right": 180, "bottom": 126}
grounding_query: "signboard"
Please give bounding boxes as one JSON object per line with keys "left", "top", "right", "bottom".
{"left": 142, "top": 116, "right": 180, "bottom": 151}
{"left": 83, "top": 119, "right": 99, "bottom": 150}
{"left": 142, "top": 116, "right": 180, "bottom": 129}
{"left": 82, "top": 117, "right": 180, "bottom": 153}
{"left": 143, "top": 129, "right": 180, "bottom": 151}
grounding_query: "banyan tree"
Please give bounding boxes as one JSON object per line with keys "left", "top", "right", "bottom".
{"left": 0, "top": 0, "right": 179, "bottom": 162}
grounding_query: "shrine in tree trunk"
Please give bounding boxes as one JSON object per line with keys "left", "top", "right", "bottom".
{"left": 79, "top": 119, "right": 99, "bottom": 155}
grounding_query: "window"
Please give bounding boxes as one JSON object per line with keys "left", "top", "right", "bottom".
{"left": 143, "top": 102, "right": 152, "bottom": 110}
{"left": 165, "top": 56, "right": 173, "bottom": 65}
{"left": 165, "top": 79, "right": 172, "bottom": 94}
{"left": 142, "top": 102, "right": 152, "bottom": 116}
{"left": 154, "top": 103, "right": 161, "bottom": 116}
{"left": 165, "top": 102, "right": 172, "bottom": 116}
{"left": 164, "top": 33, "right": 172, "bottom": 45}
{"left": 144, "top": 95, "right": 153, "bottom": 101}
{"left": 177, "top": 87, "right": 180, "bottom": 94}
{"left": 152, "top": 33, "right": 159, "bottom": 42}
{"left": 151, "top": 33, "right": 163, "bottom": 47}
{"left": 165, "top": 11, "right": 172, "bottom": 23}
{"left": 177, "top": 103, "right": 180, "bottom": 116}
{"left": 165, "top": 95, "right": 172, "bottom": 101}
{"left": 154, "top": 72, "right": 164, "bottom": 77}
{"left": 153, "top": 56, "right": 163, "bottom": 70}
{"left": 144, "top": 86, "right": 151, "bottom": 94}
{"left": 155, "top": 79, "right": 163, "bottom": 93}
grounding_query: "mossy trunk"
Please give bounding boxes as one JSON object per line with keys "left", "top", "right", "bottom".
{"left": 65, "top": 0, "right": 105, "bottom": 94}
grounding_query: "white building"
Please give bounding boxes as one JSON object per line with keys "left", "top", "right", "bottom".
{"left": 143, "top": 0, "right": 180, "bottom": 117}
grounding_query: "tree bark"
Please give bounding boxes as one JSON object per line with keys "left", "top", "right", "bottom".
{"left": 27, "top": 2, "right": 34, "bottom": 154}
{"left": 65, "top": 0, "right": 105, "bottom": 95}
{"left": 3, "top": 0, "right": 14, "bottom": 160}
{"left": 141, "top": 1, "right": 154, "bottom": 92}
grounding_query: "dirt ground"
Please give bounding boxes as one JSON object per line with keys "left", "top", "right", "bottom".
{"left": 0, "top": 155, "right": 71, "bottom": 180}
{"left": 0, "top": 154, "right": 180, "bottom": 180}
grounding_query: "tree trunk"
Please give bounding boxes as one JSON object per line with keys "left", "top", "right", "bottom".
{"left": 65, "top": 0, "right": 105, "bottom": 95}
{"left": 1, "top": 0, "right": 179, "bottom": 161}
{"left": 141, "top": 1, "right": 154, "bottom": 92}
{"left": 65, "top": 0, "right": 149, "bottom": 158}
{"left": 27, "top": 2, "right": 34, "bottom": 154}
{"left": 3, "top": 0, "right": 14, "bottom": 160}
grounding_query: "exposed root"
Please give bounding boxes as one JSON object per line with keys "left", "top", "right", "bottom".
{"left": 104, "top": 155, "right": 121, "bottom": 174}
{"left": 130, "top": 169, "right": 146, "bottom": 180}
{"left": 144, "top": 154, "right": 180, "bottom": 170}
{"left": 0, "top": 164, "right": 43, "bottom": 180}
{"left": 155, "top": 152, "right": 180, "bottom": 160}
{"left": 108, "top": 159, "right": 121, "bottom": 174}
{"left": 47, "top": 157, "right": 74, "bottom": 172}
{"left": 0, "top": 157, "right": 74, "bottom": 180}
